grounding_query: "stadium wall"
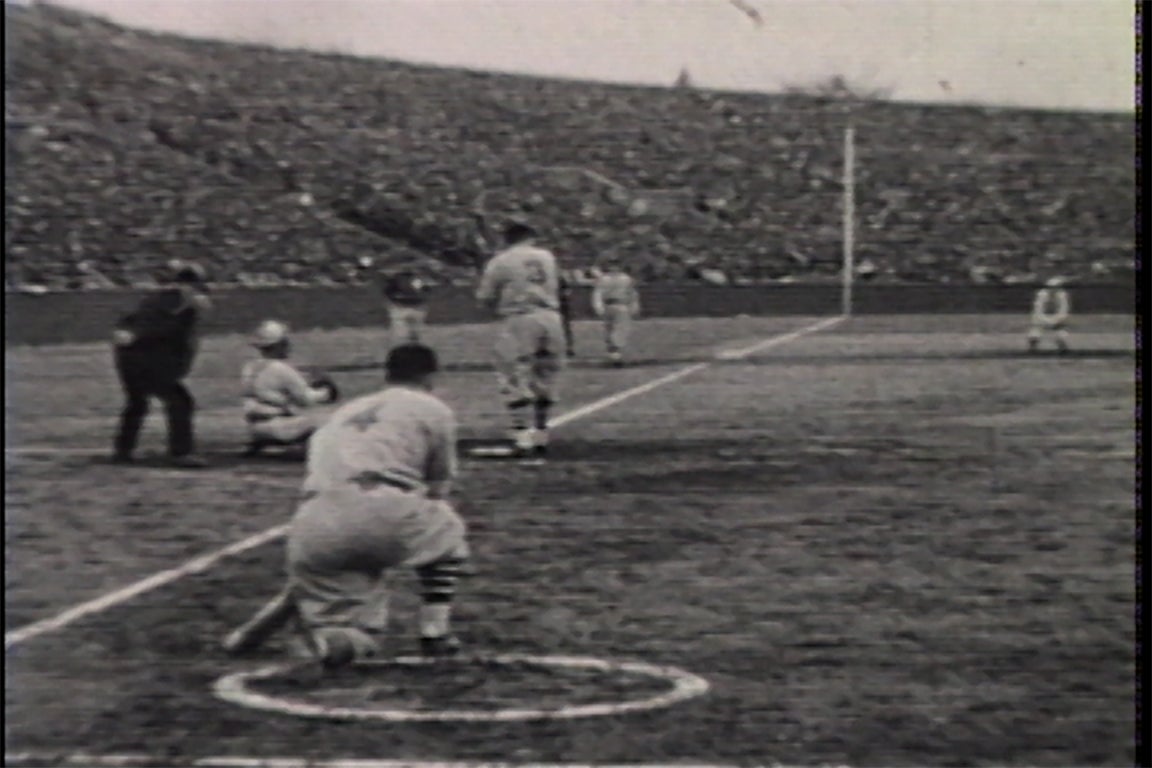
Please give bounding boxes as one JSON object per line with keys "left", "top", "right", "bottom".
{"left": 4, "top": 283, "right": 1135, "bottom": 347}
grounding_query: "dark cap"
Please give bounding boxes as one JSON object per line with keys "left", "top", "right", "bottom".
{"left": 168, "top": 259, "right": 208, "bottom": 286}
{"left": 385, "top": 343, "right": 440, "bottom": 382}
{"left": 503, "top": 219, "right": 537, "bottom": 243}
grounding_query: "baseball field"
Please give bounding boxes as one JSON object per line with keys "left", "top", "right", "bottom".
{"left": 4, "top": 312, "right": 1136, "bottom": 766}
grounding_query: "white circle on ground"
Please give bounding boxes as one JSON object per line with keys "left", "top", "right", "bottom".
{"left": 214, "top": 653, "right": 710, "bottom": 722}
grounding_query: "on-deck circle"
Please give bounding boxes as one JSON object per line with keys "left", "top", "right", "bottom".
{"left": 214, "top": 652, "right": 710, "bottom": 722}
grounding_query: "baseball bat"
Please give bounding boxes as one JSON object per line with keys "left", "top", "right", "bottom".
{"left": 222, "top": 585, "right": 298, "bottom": 655}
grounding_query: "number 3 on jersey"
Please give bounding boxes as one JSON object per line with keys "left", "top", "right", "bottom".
{"left": 524, "top": 259, "right": 547, "bottom": 285}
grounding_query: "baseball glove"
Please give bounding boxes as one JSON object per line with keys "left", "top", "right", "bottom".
{"left": 308, "top": 371, "right": 341, "bottom": 404}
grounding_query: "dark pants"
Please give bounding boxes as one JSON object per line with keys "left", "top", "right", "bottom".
{"left": 559, "top": 301, "right": 574, "bottom": 355}
{"left": 114, "top": 356, "right": 195, "bottom": 458}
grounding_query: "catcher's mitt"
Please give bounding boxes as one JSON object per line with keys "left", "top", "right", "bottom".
{"left": 308, "top": 371, "right": 341, "bottom": 404}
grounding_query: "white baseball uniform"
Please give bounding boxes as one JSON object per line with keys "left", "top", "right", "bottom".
{"left": 241, "top": 358, "right": 332, "bottom": 445}
{"left": 1028, "top": 286, "right": 1071, "bottom": 349}
{"left": 591, "top": 271, "right": 641, "bottom": 358}
{"left": 476, "top": 243, "right": 567, "bottom": 404}
{"left": 286, "top": 385, "right": 467, "bottom": 656}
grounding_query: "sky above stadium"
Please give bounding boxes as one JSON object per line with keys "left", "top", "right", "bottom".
{"left": 57, "top": 0, "right": 1133, "bottom": 112}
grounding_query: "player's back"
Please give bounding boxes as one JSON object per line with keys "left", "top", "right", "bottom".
{"left": 305, "top": 386, "right": 456, "bottom": 493}
{"left": 478, "top": 244, "right": 560, "bottom": 316}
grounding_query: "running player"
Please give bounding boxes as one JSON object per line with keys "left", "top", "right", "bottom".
{"left": 475, "top": 221, "right": 567, "bottom": 457}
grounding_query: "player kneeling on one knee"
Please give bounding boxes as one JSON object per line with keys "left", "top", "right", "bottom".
{"left": 1028, "top": 277, "right": 1071, "bottom": 353}
{"left": 241, "top": 320, "right": 339, "bottom": 455}
{"left": 287, "top": 343, "right": 469, "bottom": 666}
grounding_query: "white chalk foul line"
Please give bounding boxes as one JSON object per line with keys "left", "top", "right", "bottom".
{"left": 555, "top": 315, "right": 844, "bottom": 428}
{"left": 4, "top": 524, "right": 289, "bottom": 649}
{"left": 4, "top": 316, "right": 843, "bottom": 651}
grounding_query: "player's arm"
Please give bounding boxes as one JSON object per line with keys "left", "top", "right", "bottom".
{"left": 475, "top": 260, "right": 504, "bottom": 312}
{"left": 590, "top": 279, "right": 605, "bottom": 317}
{"left": 280, "top": 364, "right": 331, "bottom": 408}
{"left": 471, "top": 210, "right": 495, "bottom": 254}
{"left": 1053, "top": 291, "right": 1070, "bottom": 322}
{"left": 424, "top": 412, "right": 459, "bottom": 500}
{"left": 628, "top": 277, "right": 641, "bottom": 316}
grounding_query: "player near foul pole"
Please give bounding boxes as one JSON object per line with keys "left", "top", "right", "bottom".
{"left": 475, "top": 220, "right": 567, "bottom": 458}
{"left": 1028, "top": 276, "right": 1072, "bottom": 354}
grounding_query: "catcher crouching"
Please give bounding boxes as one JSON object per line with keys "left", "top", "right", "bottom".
{"left": 241, "top": 320, "right": 340, "bottom": 456}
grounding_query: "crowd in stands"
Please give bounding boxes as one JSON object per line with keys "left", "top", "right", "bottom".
{"left": 5, "top": 3, "right": 1134, "bottom": 292}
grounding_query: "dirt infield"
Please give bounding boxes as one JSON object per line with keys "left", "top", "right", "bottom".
{"left": 4, "top": 315, "right": 1136, "bottom": 766}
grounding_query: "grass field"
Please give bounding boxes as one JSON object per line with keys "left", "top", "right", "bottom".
{"left": 4, "top": 313, "right": 1137, "bottom": 767}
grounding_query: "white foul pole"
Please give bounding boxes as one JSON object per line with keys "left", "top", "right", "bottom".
{"left": 841, "top": 125, "right": 856, "bottom": 317}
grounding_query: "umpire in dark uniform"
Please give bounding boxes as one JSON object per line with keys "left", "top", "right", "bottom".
{"left": 111, "top": 261, "right": 212, "bottom": 467}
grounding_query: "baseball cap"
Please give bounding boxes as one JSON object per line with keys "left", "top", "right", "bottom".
{"left": 1045, "top": 276, "right": 1066, "bottom": 287}
{"left": 503, "top": 219, "right": 537, "bottom": 242}
{"left": 251, "top": 319, "right": 290, "bottom": 348}
{"left": 385, "top": 344, "right": 439, "bottom": 381}
{"left": 168, "top": 259, "right": 209, "bottom": 287}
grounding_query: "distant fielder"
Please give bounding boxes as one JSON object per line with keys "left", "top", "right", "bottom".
{"left": 475, "top": 221, "right": 567, "bottom": 457}
{"left": 224, "top": 344, "right": 470, "bottom": 666}
{"left": 380, "top": 268, "right": 431, "bottom": 346}
{"left": 1028, "top": 277, "right": 1071, "bottom": 353}
{"left": 241, "top": 320, "right": 339, "bottom": 456}
{"left": 591, "top": 259, "right": 641, "bottom": 367}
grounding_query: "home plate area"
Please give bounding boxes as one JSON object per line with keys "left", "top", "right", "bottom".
{"left": 214, "top": 653, "right": 711, "bottom": 722}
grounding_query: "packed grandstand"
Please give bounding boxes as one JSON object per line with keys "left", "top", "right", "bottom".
{"left": 4, "top": 2, "right": 1135, "bottom": 292}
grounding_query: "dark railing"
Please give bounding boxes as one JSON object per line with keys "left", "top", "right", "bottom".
{"left": 4, "top": 282, "right": 1135, "bottom": 347}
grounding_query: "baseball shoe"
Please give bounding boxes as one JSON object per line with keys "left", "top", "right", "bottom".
{"left": 511, "top": 428, "right": 535, "bottom": 454}
{"left": 110, "top": 453, "right": 134, "bottom": 465}
{"left": 169, "top": 454, "right": 208, "bottom": 469}
{"left": 420, "top": 634, "right": 463, "bottom": 658}
{"left": 242, "top": 441, "right": 266, "bottom": 458}
{"left": 316, "top": 632, "right": 358, "bottom": 670}
{"left": 510, "top": 429, "right": 547, "bottom": 464}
